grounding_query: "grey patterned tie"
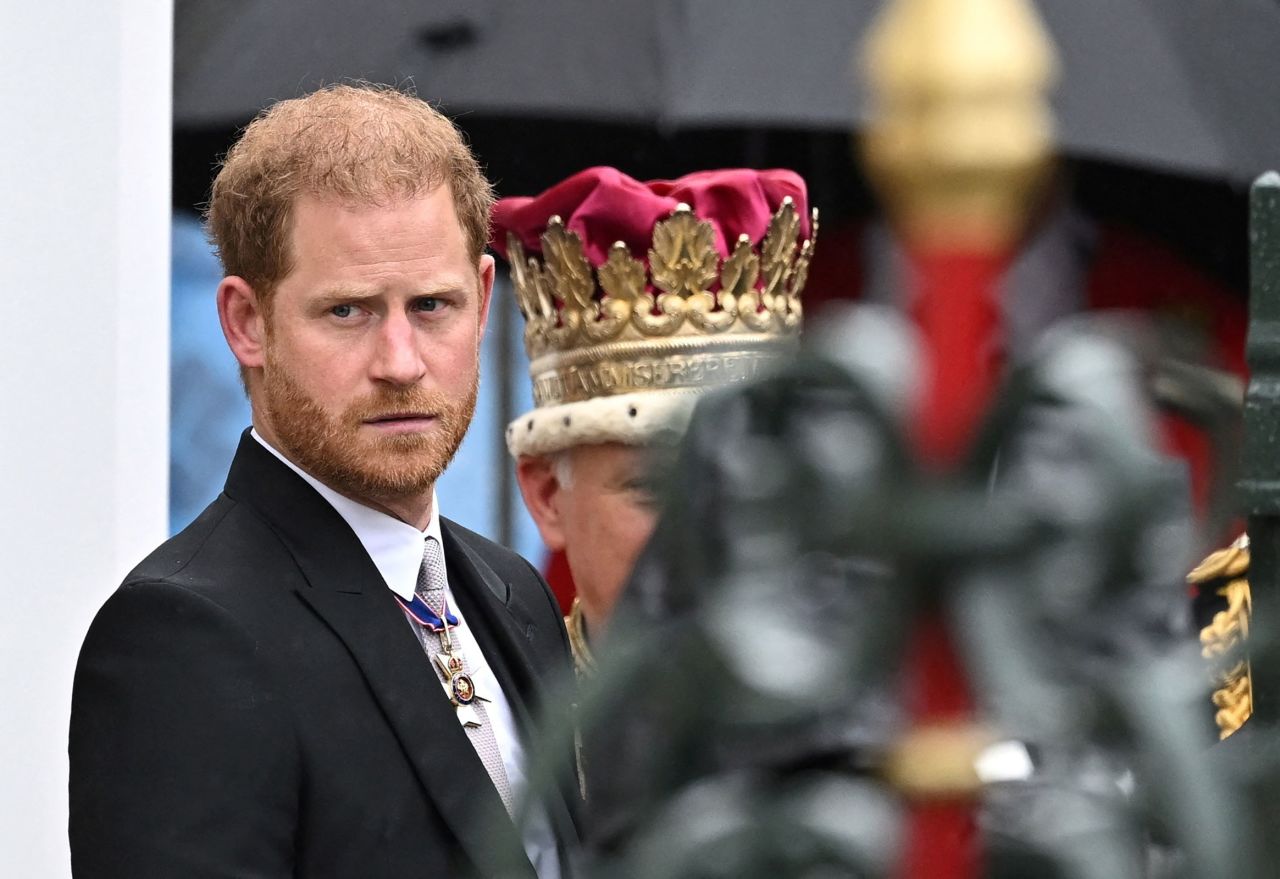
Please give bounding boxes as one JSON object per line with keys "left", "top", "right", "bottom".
{"left": 415, "top": 536, "right": 516, "bottom": 815}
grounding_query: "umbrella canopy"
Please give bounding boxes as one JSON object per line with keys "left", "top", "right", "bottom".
{"left": 655, "top": 0, "right": 1280, "bottom": 184}
{"left": 174, "top": 0, "right": 666, "bottom": 125}
{"left": 174, "top": 0, "right": 1280, "bottom": 184}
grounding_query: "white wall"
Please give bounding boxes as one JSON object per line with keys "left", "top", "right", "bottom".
{"left": 0, "top": 2, "right": 172, "bottom": 874}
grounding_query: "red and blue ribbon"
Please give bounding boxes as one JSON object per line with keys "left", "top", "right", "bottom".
{"left": 394, "top": 593, "right": 458, "bottom": 632}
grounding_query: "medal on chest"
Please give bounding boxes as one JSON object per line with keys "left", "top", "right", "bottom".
{"left": 433, "top": 651, "right": 483, "bottom": 725}
{"left": 396, "top": 592, "right": 491, "bottom": 729}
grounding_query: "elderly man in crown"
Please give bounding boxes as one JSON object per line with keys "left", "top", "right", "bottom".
{"left": 491, "top": 167, "right": 816, "bottom": 675}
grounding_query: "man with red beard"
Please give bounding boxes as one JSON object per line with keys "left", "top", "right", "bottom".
{"left": 69, "top": 85, "right": 578, "bottom": 879}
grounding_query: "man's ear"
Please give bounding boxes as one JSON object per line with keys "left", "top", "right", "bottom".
{"left": 217, "top": 276, "right": 267, "bottom": 370}
{"left": 476, "top": 253, "right": 495, "bottom": 339}
{"left": 515, "top": 454, "right": 567, "bottom": 552}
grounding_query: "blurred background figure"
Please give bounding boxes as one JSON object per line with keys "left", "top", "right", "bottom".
{"left": 563, "top": 1, "right": 1270, "bottom": 877}
{"left": 491, "top": 166, "right": 814, "bottom": 668}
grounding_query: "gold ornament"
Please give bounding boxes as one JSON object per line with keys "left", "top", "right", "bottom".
{"left": 859, "top": 0, "right": 1059, "bottom": 253}
{"left": 566, "top": 598, "right": 597, "bottom": 678}
{"left": 1189, "top": 534, "right": 1253, "bottom": 739}
{"left": 881, "top": 722, "right": 997, "bottom": 800}
{"left": 506, "top": 200, "right": 816, "bottom": 409}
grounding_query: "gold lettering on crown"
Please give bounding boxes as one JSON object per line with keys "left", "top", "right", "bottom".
{"left": 531, "top": 347, "right": 786, "bottom": 407}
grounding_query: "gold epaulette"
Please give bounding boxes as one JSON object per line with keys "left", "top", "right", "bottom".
{"left": 1189, "top": 534, "right": 1253, "bottom": 739}
{"left": 566, "top": 598, "right": 596, "bottom": 678}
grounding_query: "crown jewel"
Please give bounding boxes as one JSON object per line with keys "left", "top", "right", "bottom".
{"left": 507, "top": 199, "right": 817, "bottom": 407}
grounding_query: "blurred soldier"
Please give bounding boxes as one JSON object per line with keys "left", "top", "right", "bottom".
{"left": 491, "top": 166, "right": 816, "bottom": 671}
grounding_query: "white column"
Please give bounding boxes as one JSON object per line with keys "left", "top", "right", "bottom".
{"left": 0, "top": 3, "right": 172, "bottom": 875}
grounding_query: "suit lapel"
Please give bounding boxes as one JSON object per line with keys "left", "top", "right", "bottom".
{"left": 223, "top": 434, "right": 534, "bottom": 878}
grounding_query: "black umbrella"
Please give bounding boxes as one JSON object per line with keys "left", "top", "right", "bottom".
{"left": 174, "top": 0, "right": 1280, "bottom": 183}
{"left": 635, "top": 0, "right": 1280, "bottom": 185}
{"left": 174, "top": 0, "right": 666, "bottom": 126}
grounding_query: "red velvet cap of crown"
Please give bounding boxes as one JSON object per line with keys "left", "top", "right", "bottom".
{"left": 491, "top": 166, "right": 810, "bottom": 265}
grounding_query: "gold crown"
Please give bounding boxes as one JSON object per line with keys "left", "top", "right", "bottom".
{"left": 506, "top": 198, "right": 817, "bottom": 408}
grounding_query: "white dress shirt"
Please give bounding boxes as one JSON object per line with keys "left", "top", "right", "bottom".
{"left": 251, "top": 431, "right": 560, "bottom": 878}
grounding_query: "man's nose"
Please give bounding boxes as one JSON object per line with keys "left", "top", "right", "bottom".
{"left": 369, "top": 313, "right": 427, "bottom": 386}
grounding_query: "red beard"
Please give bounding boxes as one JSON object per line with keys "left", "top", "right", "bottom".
{"left": 261, "top": 347, "right": 477, "bottom": 505}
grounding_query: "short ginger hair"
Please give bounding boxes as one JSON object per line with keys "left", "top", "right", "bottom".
{"left": 206, "top": 84, "right": 494, "bottom": 302}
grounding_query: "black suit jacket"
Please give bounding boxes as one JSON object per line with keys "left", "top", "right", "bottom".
{"left": 69, "top": 433, "right": 579, "bottom": 878}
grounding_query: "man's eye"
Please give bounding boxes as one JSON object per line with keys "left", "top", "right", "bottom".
{"left": 624, "top": 479, "right": 659, "bottom": 502}
{"left": 414, "top": 298, "right": 441, "bottom": 313}
{"left": 330, "top": 304, "right": 356, "bottom": 319}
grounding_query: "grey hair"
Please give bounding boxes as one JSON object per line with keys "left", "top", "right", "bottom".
{"left": 551, "top": 449, "right": 574, "bottom": 489}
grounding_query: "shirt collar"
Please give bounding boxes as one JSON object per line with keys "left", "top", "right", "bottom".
{"left": 251, "top": 429, "right": 441, "bottom": 601}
